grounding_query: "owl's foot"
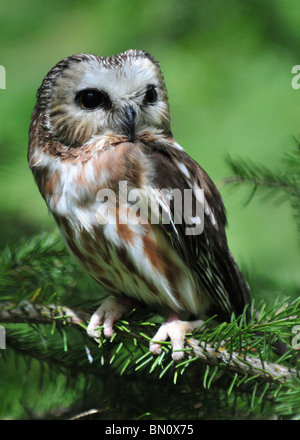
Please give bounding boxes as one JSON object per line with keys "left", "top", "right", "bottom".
{"left": 149, "top": 313, "right": 204, "bottom": 361}
{"left": 87, "top": 296, "right": 131, "bottom": 339}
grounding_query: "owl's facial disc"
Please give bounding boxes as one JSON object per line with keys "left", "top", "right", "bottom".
{"left": 45, "top": 52, "right": 171, "bottom": 147}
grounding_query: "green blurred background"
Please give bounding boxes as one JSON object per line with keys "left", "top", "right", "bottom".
{"left": 0, "top": 0, "right": 299, "bottom": 288}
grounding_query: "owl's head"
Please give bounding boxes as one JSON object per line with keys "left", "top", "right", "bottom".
{"left": 36, "top": 50, "right": 172, "bottom": 147}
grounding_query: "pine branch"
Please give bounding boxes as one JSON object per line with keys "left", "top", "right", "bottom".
{"left": 224, "top": 141, "right": 300, "bottom": 195}
{"left": 187, "top": 337, "right": 296, "bottom": 385}
{"left": 0, "top": 301, "right": 87, "bottom": 328}
{"left": 223, "top": 143, "right": 300, "bottom": 236}
{"left": 1, "top": 300, "right": 299, "bottom": 388}
{"left": 224, "top": 156, "right": 298, "bottom": 195}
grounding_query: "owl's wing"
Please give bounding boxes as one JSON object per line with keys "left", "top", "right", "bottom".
{"left": 143, "top": 140, "right": 251, "bottom": 322}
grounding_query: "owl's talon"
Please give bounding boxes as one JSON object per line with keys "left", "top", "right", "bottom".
{"left": 87, "top": 297, "right": 131, "bottom": 340}
{"left": 87, "top": 328, "right": 101, "bottom": 340}
{"left": 149, "top": 342, "right": 163, "bottom": 356}
{"left": 150, "top": 318, "right": 204, "bottom": 361}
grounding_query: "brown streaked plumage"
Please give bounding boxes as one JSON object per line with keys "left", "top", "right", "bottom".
{"left": 28, "top": 50, "right": 251, "bottom": 360}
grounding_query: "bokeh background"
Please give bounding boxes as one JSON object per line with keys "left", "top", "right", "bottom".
{"left": 0, "top": 0, "right": 299, "bottom": 294}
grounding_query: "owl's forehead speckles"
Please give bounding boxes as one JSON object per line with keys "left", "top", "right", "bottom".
{"left": 39, "top": 50, "right": 163, "bottom": 105}
{"left": 66, "top": 54, "right": 163, "bottom": 103}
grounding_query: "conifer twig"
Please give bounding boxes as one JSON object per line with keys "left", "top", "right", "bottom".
{"left": 0, "top": 301, "right": 298, "bottom": 386}
{"left": 187, "top": 338, "right": 297, "bottom": 385}
{"left": 0, "top": 301, "right": 88, "bottom": 328}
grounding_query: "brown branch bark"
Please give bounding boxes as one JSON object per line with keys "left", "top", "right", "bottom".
{"left": 187, "top": 338, "right": 297, "bottom": 385}
{"left": 0, "top": 301, "right": 88, "bottom": 328}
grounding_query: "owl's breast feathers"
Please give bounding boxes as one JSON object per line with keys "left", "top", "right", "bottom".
{"left": 28, "top": 130, "right": 251, "bottom": 320}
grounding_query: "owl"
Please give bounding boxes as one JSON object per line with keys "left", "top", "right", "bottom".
{"left": 28, "top": 50, "right": 251, "bottom": 361}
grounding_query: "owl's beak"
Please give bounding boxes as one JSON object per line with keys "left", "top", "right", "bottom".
{"left": 121, "top": 106, "right": 136, "bottom": 142}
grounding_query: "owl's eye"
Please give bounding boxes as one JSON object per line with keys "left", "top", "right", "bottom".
{"left": 76, "top": 89, "right": 112, "bottom": 110}
{"left": 144, "top": 85, "right": 158, "bottom": 104}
